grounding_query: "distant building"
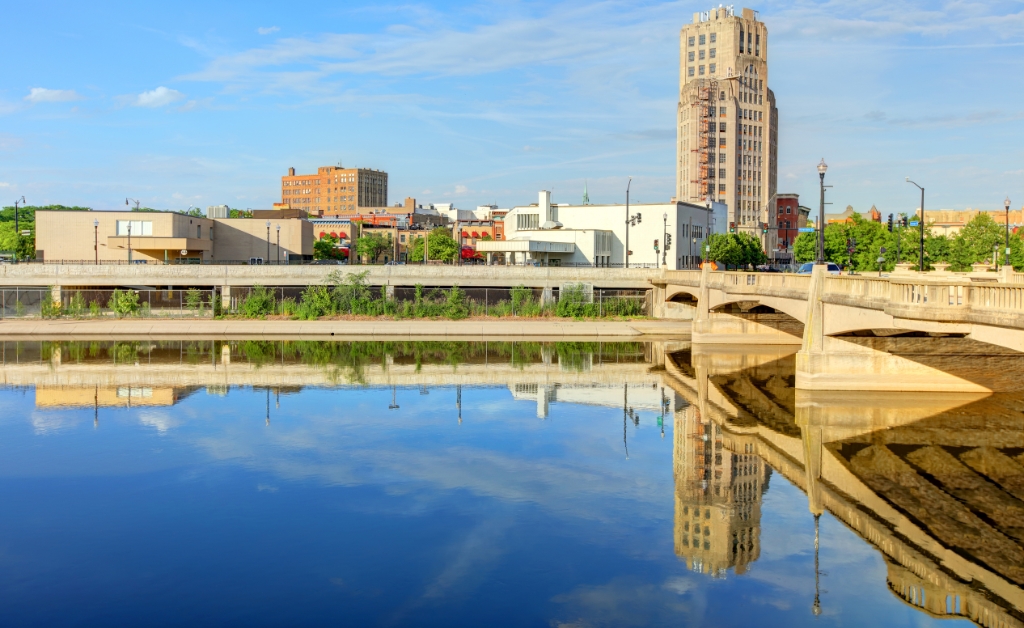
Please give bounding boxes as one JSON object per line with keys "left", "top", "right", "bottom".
{"left": 281, "top": 165, "right": 388, "bottom": 216}
{"left": 913, "top": 207, "right": 1024, "bottom": 237}
{"left": 676, "top": 6, "right": 779, "bottom": 256}
{"left": 35, "top": 210, "right": 313, "bottom": 263}
{"left": 824, "top": 204, "right": 881, "bottom": 225}
{"left": 775, "top": 193, "right": 799, "bottom": 260}
{"left": 477, "top": 190, "right": 715, "bottom": 268}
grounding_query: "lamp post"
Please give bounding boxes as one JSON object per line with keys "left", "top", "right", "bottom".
{"left": 13, "top": 196, "right": 25, "bottom": 263}
{"left": 817, "top": 159, "right": 827, "bottom": 265}
{"left": 704, "top": 197, "right": 712, "bottom": 265}
{"left": 1005, "top": 197, "right": 1012, "bottom": 267}
{"left": 125, "top": 198, "right": 140, "bottom": 263}
{"left": 265, "top": 221, "right": 271, "bottom": 264}
{"left": 93, "top": 219, "right": 99, "bottom": 264}
{"left": 624, "top": 178, "right": 632, "bottom": 267}
{"left": 905, "top": 178, "right": 925, "bottom": 271}
{"left": 276, "top": 224, "right": 281, "bottom": 265}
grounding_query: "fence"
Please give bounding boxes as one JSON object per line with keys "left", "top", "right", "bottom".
{"left": 0, "top": 288, "right": 217, "bottom": 319}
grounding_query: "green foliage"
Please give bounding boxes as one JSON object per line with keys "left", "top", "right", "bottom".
{"left": 443, "top": 285, "right": 469, "bottom": 320}
{"left": 239, "top": 285, "right": 276, "bottom": 318}
{"left": 185, "top": 288, "right": 204, "bottom": 314}
{"left": 108, "top": 289, "right": 140, "bottom": 318}
{"left": 278, "top": 297, "right": 297, "bottom": 317}
{"left": 228, "top": 209, "right": 253, "bottom": 218}
{"left": 14, "top": 300, "right": 25, "bottom": 317}
{"left": 295, "top": 285, "right": 334, "bottom": 320}
{"left": 0, "top": 222, "right": 36, "bottom": 259}
{"left": 41, "top": 292, "right": 63, "bottom": 319}
{"left": 67, "top": 292, "right": 86, "bottom": 318}
{"left": 946, "top": 213, "right": 1004, "bottom": 271}
{"left": 314, "top": 234, "right": 345, "bottom": 260}
{"left": 184, "top": 207, "right": 205, "bottom": 217}
{"left": 355, "top": 231, "right": 393, "bottom": 263}
{"left": 89, "top": 300, "right": 101, "bottom": 318}
{"left": 556, "top": 284, "right": 597, "bottom": 318}
{"left": 409, "top": 227, "right": 459, "bottom": 263}
{"left": 0, "top": 205, "right": 89, "bottom": 223}
{"left": 706, "top": 232, "right": 767, "bottom": 268}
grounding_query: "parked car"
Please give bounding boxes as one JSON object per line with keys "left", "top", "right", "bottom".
{"left": 796, "top": 262, "right": 841, "bottom": 275}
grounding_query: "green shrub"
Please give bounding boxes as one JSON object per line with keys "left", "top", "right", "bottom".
{"left": 41, "top": 293, "right": 64, "bottom": 319}
{"left": 108, "top": 289, "right": 141, "bottom": 318}
{"left": 67, "top": 292, "right": 86, "bottom": 318}
{"left": 444, "top": 285, "right": 469, "bottom": 320}
{"left": 89, "top": 300, "right": 101, "bottom": 318}
{"left": 185, "top": 288, "right": 204, "bottom": 315}
{"left": 296, "top": 285, "right": 334, "bottom": 320}
{"left": 15, "top": 300, "right": 25, "bottom": 317}
{"left": 239, "top": 284, "right": 276, "bottom": 319}
{"left": 278, "top": 297, "right": 297, "bottom": 317}
{"left": 556, "top": 284, "right": 597, "bottom": 318}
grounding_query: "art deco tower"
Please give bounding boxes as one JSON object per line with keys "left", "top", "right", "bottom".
{"left": 676, "top": 6, "right": 779, "bottom": 254}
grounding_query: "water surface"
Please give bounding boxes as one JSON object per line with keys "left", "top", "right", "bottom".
{"left": 1, "top": 340, "right": 1017, "bottom": 626}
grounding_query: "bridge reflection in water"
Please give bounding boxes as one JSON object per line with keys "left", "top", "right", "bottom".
{"left": 5, "top": 339, "right": 1024, "bottom": 626}
{"left": 667, "top": 345, "right": 1024, "bottom": 627}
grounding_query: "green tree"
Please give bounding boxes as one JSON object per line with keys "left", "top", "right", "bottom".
{"left": 184, "top": 207, "right": 205, "bottom": 217}
{"left": 0, "top": 222, "right": 35, "bottom": 259}
{"left": 947, "top": 213, "right": 1004, "bottom": 271}
{"left": 706, "top": 233, "right": 766, "bottom": 269}
{"left": 409, "top": 227, "right": 459, "bottom": 263}
{"left": 314, "top": 235, "right": 345, "bottom": 260}
{"left": 229, "top": 209, "right": 253, "bottom": 218}
{"left": 355, "top": 231, "right": 393, "bottom": 263}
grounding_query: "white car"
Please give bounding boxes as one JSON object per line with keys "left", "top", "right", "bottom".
{"left": 796, "top": 262, "right": 841, "bottom": 275}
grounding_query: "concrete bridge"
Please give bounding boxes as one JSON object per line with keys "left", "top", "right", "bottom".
{"left": 664, "top": 346, "right": 1024, "bottom": 627}
{"left": 655, "top": 265, "right": 1024, "bottom": 392}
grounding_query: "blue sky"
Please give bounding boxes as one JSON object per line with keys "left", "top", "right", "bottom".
{"left": 2, "top": 0, "right": 1022, "bottom": 215}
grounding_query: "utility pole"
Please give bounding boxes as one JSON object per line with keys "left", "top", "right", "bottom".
{"left": 13, "top": 196, "right": 25, "bottom": 263}
{"left": 276, "top": 224, "right": 281, "bottom": 265}
{"left": 816, "top": 160, "right": 828, "bottom": 264}
{"left": 906, "top": 178, "right": 925, "bottom": 271}
{"left": 624, "top": 177, "right": 632, "bottom": 267}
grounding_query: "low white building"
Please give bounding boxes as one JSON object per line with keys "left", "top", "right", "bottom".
{"left": 477, "top": 190, "right": 720, "bottom": 269}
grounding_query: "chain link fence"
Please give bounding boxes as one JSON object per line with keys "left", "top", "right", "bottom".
{"left": 0, "top": 288, "right": 216, "bottom": 319}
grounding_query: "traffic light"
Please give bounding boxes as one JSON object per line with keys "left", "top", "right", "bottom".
{"left": 665, "top": 234, "right": 672, "bottom": 250}
{"left": 887, "top": 214, "right": 893, "bottom": 232}
{"left": 901, "top": 216, "right": 908, "bottom": 228}
{"left": 729, "top": 222, "right": 736, "bottom": 233}
{"left": 654, "top": 239, "right": 659, "bottom": 252}
{"left": 762, "top": 223, "right": 768, "bottom": 234}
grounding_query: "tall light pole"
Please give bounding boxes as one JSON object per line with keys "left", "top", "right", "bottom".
{"left": 906, "top": 177, "right": 925, "bottom": 271}
{"left": 93, "top": 219, "right": 99, "bottom": 264}
{"left": 624, "top": 177, "right": 632, "bottom": 267}
{"left": 1005, "top": 197, "right": 1012, "bottom": 267}
{"left": 816, "top": 159, "right": 827, "bottom": 265}
{"left": 662, "top": 212, "right": 668, "bottom": 267}
{"left": 13, "top": 196, "right": 25, "bottom": 263}
{"left": 265, "top": 221, "right": 271, "bottom": 264}
{"left": 125, "top": 198, "right": 140, "bottom": 263}
{"left": 704, "top": 197, "right": 712, "bottom": 265}
{"left": 276, "top": 224, "right": 281, "bottom": 265}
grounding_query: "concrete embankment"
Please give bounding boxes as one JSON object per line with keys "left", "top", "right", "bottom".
{"left": 0, "top": 318, "right": 690, "bottom": 340}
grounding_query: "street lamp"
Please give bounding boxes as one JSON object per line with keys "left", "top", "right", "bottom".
{"left": 266, "top": 221, "right": 271, "bottom": 264}
{"left": 905, "top": 177, "right": 925, "bottom": 271}
{"left": 93, "top": 219, "right": 99, "bottom": 265}
{"left": 663, "top": 212, "right": 668, "bottom": 268}
{"left": 817, "top": 159, "right": 827, "bottom": 265}
{"left": 1005, "top": 197, "right": 1012, "bottom": 267}
{"left": 624, "top": 177, "right": 633, "bottom": 267}
{"left": 13, "top": 196, "right": 25, "bottom": 264}
{"left": 276, "top": 224, "right": 281, "bottom": 265}
{"left": 704, "top": 197, "right": 712, "bottom": 265}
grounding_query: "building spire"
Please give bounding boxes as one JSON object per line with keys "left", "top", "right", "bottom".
{"left": 583, "top": 180, "right": 590, "bottom": 205}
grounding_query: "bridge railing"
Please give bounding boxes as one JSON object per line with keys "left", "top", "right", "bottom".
{"left": 708, "top": 271, "right": 811, "bottom": 297}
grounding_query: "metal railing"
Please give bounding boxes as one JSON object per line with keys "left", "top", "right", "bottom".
{"left": 1, "top": 288, "right": 217, "bottom": 319}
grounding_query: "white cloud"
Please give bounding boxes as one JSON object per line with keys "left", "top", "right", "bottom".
{"left": 0, "top": 182, "right": 9, "bottom": 188}
{"left": 257, "top": 26, "right": 280, "bottom": 35}
{"left": 25, "top": 87, "right": 81, "bottom": 103}
{"left": 134, "top": 86, "right": 185, "bottom": 108}
{"left": 454, "top": 184, "right": 468, "bottom": 194}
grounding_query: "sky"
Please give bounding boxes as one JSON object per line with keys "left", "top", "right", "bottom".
{"left": 1, "top": 0, "right": 1023, "bottom": 215}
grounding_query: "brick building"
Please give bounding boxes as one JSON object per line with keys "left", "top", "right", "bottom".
{"left": 281, "top": 165, "right": 388, "bottom": 216}
{"left": 775, "top": 193, "right": 800, "bottom": 254}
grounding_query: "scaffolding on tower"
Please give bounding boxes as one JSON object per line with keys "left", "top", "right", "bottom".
{"left": 689, "top": 79, "right": 719, "bottom": 204}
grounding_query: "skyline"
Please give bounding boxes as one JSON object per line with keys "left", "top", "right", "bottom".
{"left": 2, "top": 0, "right": 1023, "bottom": 214}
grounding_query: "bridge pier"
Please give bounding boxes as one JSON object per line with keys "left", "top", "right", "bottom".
{"left": 691, "top": 264, "right": 802, "bottom": 345}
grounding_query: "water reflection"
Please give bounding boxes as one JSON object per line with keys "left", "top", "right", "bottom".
{"left": 1, "top": 340, "right": 1022, "bottom": 625}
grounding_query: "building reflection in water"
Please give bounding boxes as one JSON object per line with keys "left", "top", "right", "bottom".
{"left": 672, "top": 402, "right": 768, "bottom": 577}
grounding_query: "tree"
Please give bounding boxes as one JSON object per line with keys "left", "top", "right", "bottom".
{"left": 355, "top": 232, "right": 393, "bottom": 263}
{"left": 0, "top": 222, "right": 35, "bottom": 258}
{"left": 706, "top": 232, "right": 766, "bottom": 269}
{"left": 409, "top": 227, "right": 459, "bottom": 263}
{"left": 184, "top": 207, "right": 205, "bottom": 217}
{"left": 948, "top": 213, "right": 1003, "bottom": 271}
{"left": 229, "top": 209, "right": 253, "bottom": 218}
{"left": 314, "top": 234, "right": 344, "bottom": 260}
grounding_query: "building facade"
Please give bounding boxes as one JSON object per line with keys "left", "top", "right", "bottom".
{"left": 676, "top": 6, "right": 778, "bottom": 256}
{"left": 35, "top": 210, "right": 313, "bottom": 263}
{"left": 281, "top": 165, "right": 388, "bottom": 216}
{"left": 775, "top": 193, "right": 799, "bottom": 258}
{"left": 478, "top": 191, "right": 715, "bottom": 269}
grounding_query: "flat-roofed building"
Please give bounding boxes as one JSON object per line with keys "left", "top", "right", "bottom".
{"left": 281, "top": 165, "right": 388, "bottom": 216}
{"left": 35, "top": 210, "right": 313, "bottom": 264}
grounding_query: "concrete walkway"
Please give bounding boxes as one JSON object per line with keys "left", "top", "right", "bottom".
{"left": 0, "top": 318, "right": 690, "bottom": 340}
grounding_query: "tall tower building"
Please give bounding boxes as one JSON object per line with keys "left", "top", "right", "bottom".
{"left": 676, "top": 6, "right": 778, "bottom": 256}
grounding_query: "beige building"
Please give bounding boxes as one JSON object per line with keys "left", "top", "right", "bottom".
{"left": 35, "top": 210, "right": 313, "bottom": 263}
{"left": 914, "top": 207, "right": 1024, "bottom": 237}
{"left": 676, "top": 6, "right": 778, "bottom": 254}
{"left": 281, "top": 165, "right": 388, "bottom": 216}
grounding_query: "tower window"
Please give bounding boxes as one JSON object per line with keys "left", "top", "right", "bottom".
{"left": 699, "top": 65, "right": 705, "bottom": 75}
{"left": 688, "top": 51, "right": 695, "bottom": 62}
{"left": 699, "top": 34, "right": 706, "bottom": 45}
{"left": 688, "top": 36, "right": 695, "bottom": 46}
{"left": 710, "top": 48, "right": 716, "bottom": 58}
{"left": 699, "top": 49, "right": 705, "bottom": 60}
{"left": 710, "top": 63, "right": 716, "bottom": 73}
{"left": 710, "top": 33, "right": 717, "bottom": 43}
{"left": 688, "top": 67, "right": 694, "bottom": 77}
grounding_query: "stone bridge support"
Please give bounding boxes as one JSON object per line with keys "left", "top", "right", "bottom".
{"left": 691, "top": 264, "right": 803, "bottom": 345}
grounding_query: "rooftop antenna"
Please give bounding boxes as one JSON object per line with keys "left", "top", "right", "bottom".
{"left": 583, "top": 180, "right": 590, "bottom": 205}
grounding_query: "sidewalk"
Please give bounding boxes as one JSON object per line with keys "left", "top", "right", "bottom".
{"left": 0, "top": 318, "right": 690, "bottom": 340}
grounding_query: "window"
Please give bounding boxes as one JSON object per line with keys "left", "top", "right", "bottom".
{"left": 688, "top": 36, "right": 695, "bottom": 46}
{"left": 719, "top": 137, "right": 726, "bottom": 146}
{"left": 517, "top": 214, "right": 540, "bottom": 230}
{"left": 719, "top": 169, "right": 726, "bottom": 179}
{"left": 710, "top": 63, "right": 716, "bottom": 73}
{"left": 787, "top": 206, "right": 792, "bottom": 214}
{"left": 710, "top": 33, "right": 717, "bottom": 43}
{"left": 719, "top": 106, "right": 726, "bottom": 116}
{"left": 719, "top": 184, "right": 726, "bottom": 192}
{"left": 720, "top": 91, "right": 725, "bottom": 100}
{"left": 197, "top": 225, "right": 202, "bottom": 239}
{"left": 710, "top": 48, "right": 716, "bottom": 58}
{"left": 699, "top": 65, "right": 705, "bottom": 75}
{"left": 115, "top": 220, "right": 152, "bottom": 236}
{"left": 719, "top": 122, "right": 726, "bottom": 132}
{"left": 699, "top": 34, "right": 706, "bottom": 45}
{"left": 719, "top": 153, "right": 726, "bottom": 163}
{"left": 688, "top": 51, "right": 694, "bottom": 62}
{"left": 688, "top": 67, "right": 694, "bottom": 77}
{"left": 699, "top": 49, "right": 705, "bottom": 60}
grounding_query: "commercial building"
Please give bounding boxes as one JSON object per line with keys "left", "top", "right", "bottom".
{"left": 280, "top": 165, "right": 388, "bottom": 216}
{"left": 476, "top": 191, "right": 716, "bottom": 269}
{"left": 676, "top": 6, "right": 779, "bottom": 255}
{"left": 825, "top": 204, "right": 881, "bottom": 225}
{"left": 35, "top": 210, "right": 313, "bottom": 263}
{"left": 913, "top": 207, "right": 1024, "bottom": 237}
{"left": 775, "top": 193, "right": 800, "bottom": 258}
